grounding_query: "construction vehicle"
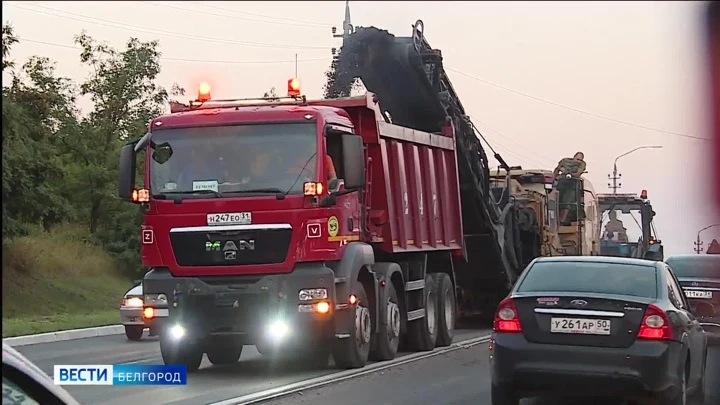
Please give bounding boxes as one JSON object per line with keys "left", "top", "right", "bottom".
{"left": 116, "top": 21, "right": 524, "bottom": 371}
{"left": 489, "top": 167, "right": 600, "bottom": 261}
{"left": 597, "top": 190, "right": 663, "bottom": 260}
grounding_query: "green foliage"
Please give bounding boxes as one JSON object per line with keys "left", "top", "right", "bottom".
{"left": 1, "top": 24, "right": 184, "bottom": 278}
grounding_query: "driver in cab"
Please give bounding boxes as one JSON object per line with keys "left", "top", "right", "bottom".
{"left": 177, "top": 146, "right": 221, "bottom": 190}
{"left": 286, "top": 142, "right": 338, "bottom": 184}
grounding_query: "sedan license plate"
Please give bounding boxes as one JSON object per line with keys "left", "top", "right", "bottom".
{"left": 550, "top": 317, "right": 611, "bottom": 335}
{"left": 207, "top": 212, "right": 251, "bottom": 226}
{"left": 685, "top": 290, "right": 713, "bottom": 299}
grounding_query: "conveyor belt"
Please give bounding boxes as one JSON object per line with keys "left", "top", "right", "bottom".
{"left": 326, "top": 22, "right": 523, "bottom": 288}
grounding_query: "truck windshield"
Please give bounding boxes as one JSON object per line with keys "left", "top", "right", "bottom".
{"left": 149, "top": 122, "right": 317, "bottom": 197}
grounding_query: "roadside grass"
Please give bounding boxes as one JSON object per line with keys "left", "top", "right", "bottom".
{"left": 2, "top": 224, "right": 132, "bottom": 338}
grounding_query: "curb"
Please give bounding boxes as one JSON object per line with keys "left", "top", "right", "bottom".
{"left": 3, "top": 324, "right": 137, "bottom": 347}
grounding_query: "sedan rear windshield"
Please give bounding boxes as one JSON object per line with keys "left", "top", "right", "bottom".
{"left": 666, "top": 256, "right": 720, "bottom": 279}
{"left": 517, "top": 261, "right": 658, "bottom": 299}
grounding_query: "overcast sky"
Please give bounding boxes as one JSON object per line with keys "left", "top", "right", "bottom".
{"left": 2, "top": 1, "right": 718, "bottom": 255}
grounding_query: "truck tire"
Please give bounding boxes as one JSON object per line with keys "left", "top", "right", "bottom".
{"left": 125, "top": 325, "right": 144, "bottom": 341}
{"left": 206, "top": 344, "right": 243, "bottom": 366}
{"left": 159, "top": 335, "right": 203, "bottom": 372}
{"left": 370, "top": 277, "right": 400, "bottom": 361}
{"left": 407, "top": 274, "right": 438, "bottom": 352}
{"left": 332, "top": 281, "right": 371, "bottom": 369}
{"left": 432, "top": 273, "right": 455, "bottom": 347}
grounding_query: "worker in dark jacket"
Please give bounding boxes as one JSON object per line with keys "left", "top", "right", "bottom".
{"left": 554, "top": 152, "right": 586, "bottom": 225}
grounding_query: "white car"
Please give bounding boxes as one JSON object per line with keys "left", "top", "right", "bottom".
{"left": 120, "top": 281, "right": 168, "bottom": 340}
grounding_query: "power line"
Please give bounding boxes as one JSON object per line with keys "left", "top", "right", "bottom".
{"left": 157, "top": 2, "right": 332, "bottom": 29}
{"left": 8, "top": 4, "right": 331, "bottom": 51}
{"left": 16, "top": 37, "right": 329, "bottom": 65}
{"left": 446, "top": 67, "right": 709, "bottom": 142}
{"left": 470, "top": 115, "right": 556, "bottom": 167}
{"left": 189, "top": 2, "right": 332, "bottom": 27}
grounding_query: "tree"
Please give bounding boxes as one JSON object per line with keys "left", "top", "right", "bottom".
{"left": 66, "top": 31, "right": 170, "bottom": 235}
{"left": 2, "top": 25, "right": 78, "bottom": 237}
{"left": 263, "top": 87, "right": 280, "bottom": 101}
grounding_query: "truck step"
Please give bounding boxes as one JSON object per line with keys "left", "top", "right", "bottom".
{"left": 407, "top": 308, "right": 425, "bottom": 321}
{"left": 405, "top": 279, "right": 425, "bottom": 291}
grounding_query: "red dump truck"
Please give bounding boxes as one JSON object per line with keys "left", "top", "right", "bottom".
{"left": 117, "top": 22, "right": 525, "bottom": 371}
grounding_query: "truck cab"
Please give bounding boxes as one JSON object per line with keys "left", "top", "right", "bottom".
{"left": 118, "top": 82, "right": 376, "bottom": 371}
{"left": 597, "top": 190, "right": 663, "bottom": 260}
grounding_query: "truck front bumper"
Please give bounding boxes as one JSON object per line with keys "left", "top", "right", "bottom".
{"left": 143, "top": 264, "right": 339, "bottom": 347}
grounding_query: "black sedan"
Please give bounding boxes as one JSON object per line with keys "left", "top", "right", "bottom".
{"left": 489, "top": 256, "right": 708, "bottom": 405}
{"left": 667, "top": 254, "right": 720, "bottom": 344}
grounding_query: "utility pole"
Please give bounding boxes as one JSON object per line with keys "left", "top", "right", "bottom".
{"left": 608, "top": 164, "right": 622, "bottom": 194}
{"left": 607, "top": 146, "right": 662, "bottom": 194}
{"left": 695, "top": 224, "right": 720, "bottom": 254}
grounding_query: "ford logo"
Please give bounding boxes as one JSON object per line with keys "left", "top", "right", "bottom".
{"left": 570, "top": 299, "right": 588, "bottom": 307}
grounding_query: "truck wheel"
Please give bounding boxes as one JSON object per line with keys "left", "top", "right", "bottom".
{"left": 124, "top": 325, "right": 144, "bottom": 341}
{"left": 432, "top": 273, "right": 455, "bottom": 347}
{"left": 332, "top": 281, "right": 371, "bottom": 369}
{"left": 370, "top": 278, "right": 401, "bottom": 361}
{"left": 159, "top": 335, "right": 203, "bottom": 372}
{"left": 407, "top": 274, "right": 438, "bottom": 352}
{"left": 206, "top": 344, "right": 243, "bottom": 366}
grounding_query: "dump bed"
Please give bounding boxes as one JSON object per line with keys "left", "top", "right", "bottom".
{"left": 310, "top": 95, "right": 464, "bottom": 254}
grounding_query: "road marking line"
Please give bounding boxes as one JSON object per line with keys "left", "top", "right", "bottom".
{"left": 208, "top": 334, "right": 491, "bottom": 405}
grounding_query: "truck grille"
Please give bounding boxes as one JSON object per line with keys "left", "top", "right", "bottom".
{"left": 170, "top": 228, "right": 292, "bottom": 266}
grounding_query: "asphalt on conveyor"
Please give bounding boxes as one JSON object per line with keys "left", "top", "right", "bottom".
{"left": 261, "top": 345, "right": 720, "bottom": 405}
{"left": 14, "top": 328, "right": 491, "bottom": 405}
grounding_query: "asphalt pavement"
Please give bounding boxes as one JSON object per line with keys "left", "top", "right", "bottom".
{"left": 13, "top": 331, "right": 720, "bottom": 405}
{"left": 14, "top": 328, "right": 490, "bottom": 405}
{"left": 261, "top": 345, "right": 720, "bottom": 405}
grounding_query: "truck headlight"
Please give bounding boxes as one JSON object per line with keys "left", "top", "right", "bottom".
{"left": 298, "top": 288, "right": 327, "bottom": 301}
{"left": 145, "top": 293, "right": 168, "bottom": 306}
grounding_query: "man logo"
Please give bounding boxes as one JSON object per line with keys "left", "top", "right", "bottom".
{"left": 205, "top": 241, "right": 221, "bottom": 251}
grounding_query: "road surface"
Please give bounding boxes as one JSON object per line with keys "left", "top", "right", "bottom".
{"left": 13, "top": 331, "right": 719, "bottom": 405}
{"left": 13, "top": 329, "right": 490, "bottom": 405}
{"left": 261, "top": 344, "right": 720, "bottom": 405}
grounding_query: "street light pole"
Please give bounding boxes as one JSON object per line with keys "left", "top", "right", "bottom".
{"left": 608, "top": 146, "right": 663, "bottom": 193}
{"left": 694, "top": 224, "right": 720, "bottom": 254}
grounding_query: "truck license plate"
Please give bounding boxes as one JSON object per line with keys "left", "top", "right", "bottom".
{"left": 550, "top": 317, "right": 611, "bottom": 335}
{"left": 685, "top": 290, "right": 713, "bottom": 299}
{"left": 207, "top": 212, "right": 251, "bottom": 226}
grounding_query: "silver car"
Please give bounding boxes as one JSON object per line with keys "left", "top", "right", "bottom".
{"left": 120, "top": 281, "right": 168, "bottom": 341}
{"left": 2, "top": 342, "right": 81, "bottom": 405}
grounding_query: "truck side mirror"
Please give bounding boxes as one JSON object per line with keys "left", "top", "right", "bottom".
{"left": 340, "top": 134, "right": 365, "bottom": 190}
{"left": 118, "top": 143, "right": 137, "bottom": 200}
